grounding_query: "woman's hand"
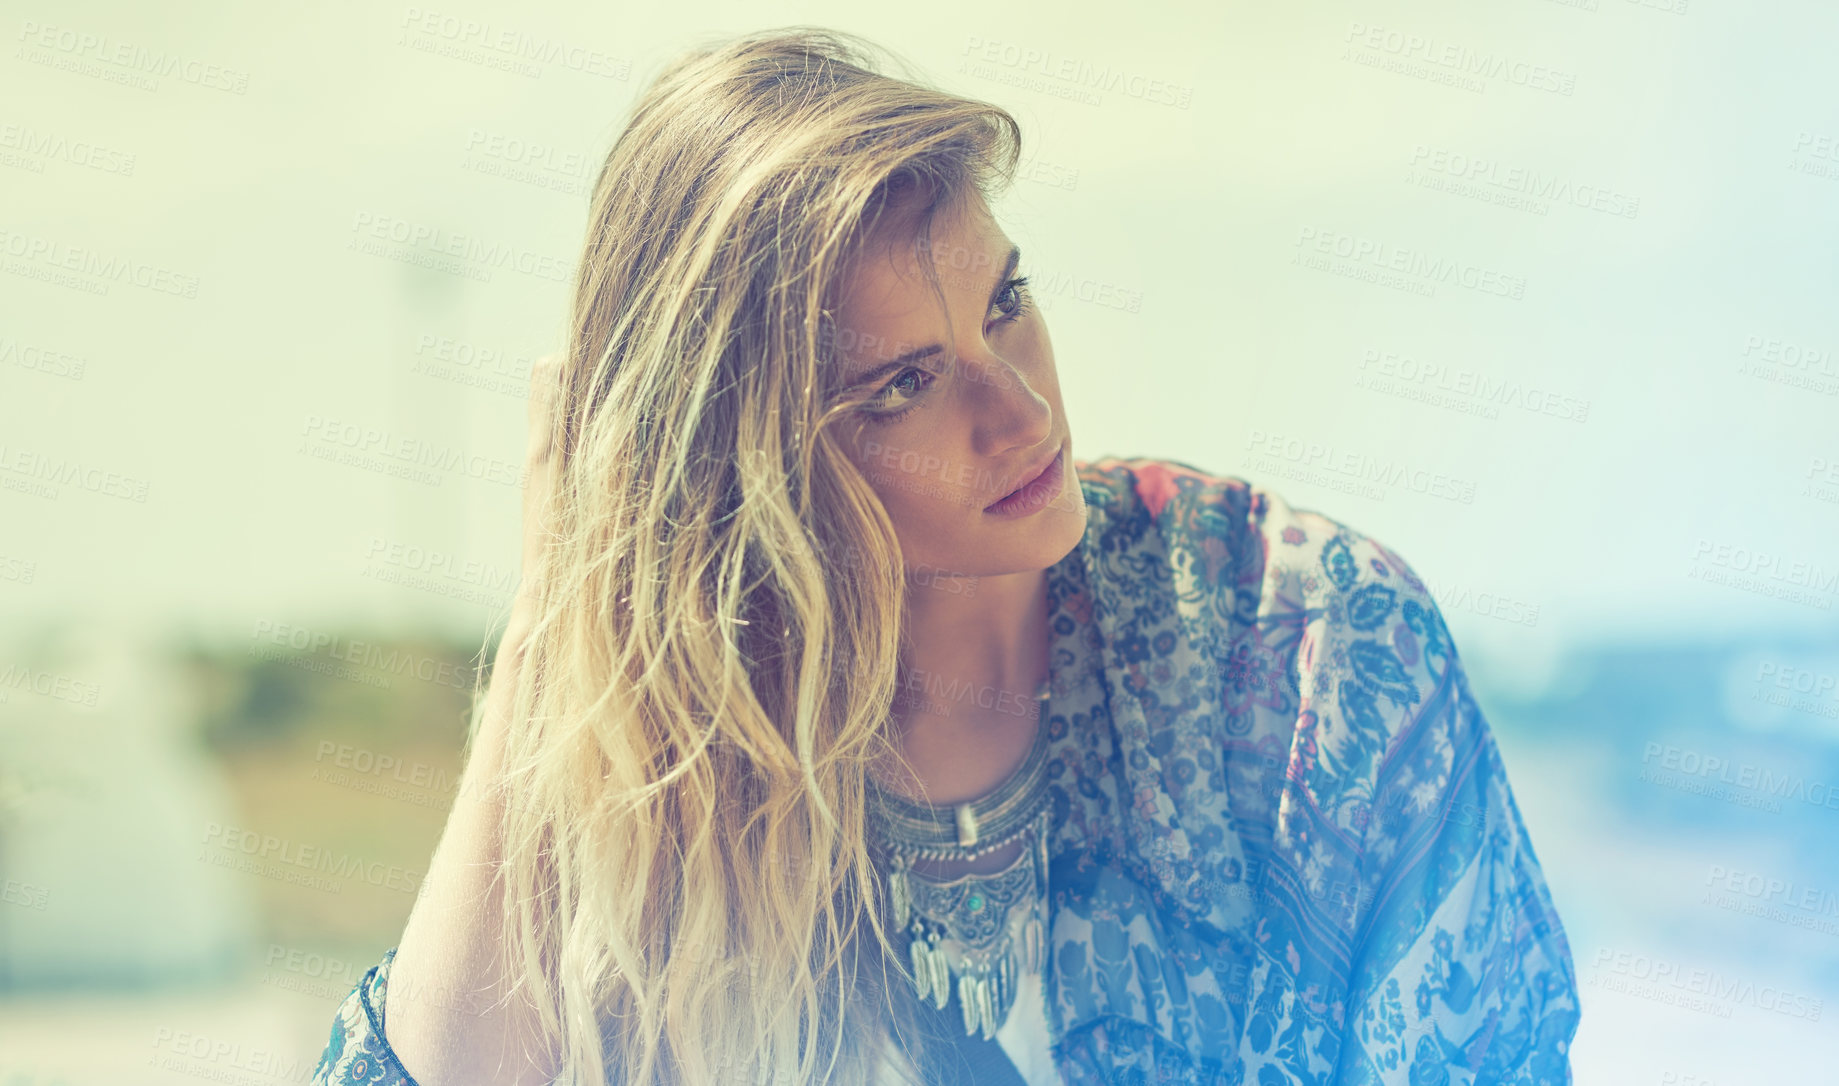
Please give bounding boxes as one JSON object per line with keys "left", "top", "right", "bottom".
{"left": 504, "top": 351, "right": 566, "bottom": 657}
{"left": 382, "top": 353, "right": 568, "bottom": 1086}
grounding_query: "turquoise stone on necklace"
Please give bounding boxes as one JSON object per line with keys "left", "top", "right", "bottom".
{"left": 867, "top": 681, "right": 1054, "bottom": 1039}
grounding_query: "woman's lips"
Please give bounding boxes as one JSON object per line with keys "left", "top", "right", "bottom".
{"left": 984, "top": 447, "right": 1065, "bottom": 514}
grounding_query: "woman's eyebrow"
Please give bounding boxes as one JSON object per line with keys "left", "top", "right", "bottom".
{"left": 842, "top": 245, "right": 1022, "bottom": 389}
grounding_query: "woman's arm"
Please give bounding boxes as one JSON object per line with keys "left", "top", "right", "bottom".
{"left": 1327, "top": 582, "right": 1581, "bottom": 1085}
{"left": 382, "top": 624, "right": 556, "bottom": 1086}
{"left": 376, "top": 355, "right": 567, "bottom": 1086}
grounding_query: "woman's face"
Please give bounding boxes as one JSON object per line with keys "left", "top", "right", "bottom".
{"left": 830, "top": 189, "right": 1087, "bottom": 582}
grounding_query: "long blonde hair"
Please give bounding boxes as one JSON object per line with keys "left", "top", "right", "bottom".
{"left": 494, "top": 26, "right": 1025, "bottom": 1085}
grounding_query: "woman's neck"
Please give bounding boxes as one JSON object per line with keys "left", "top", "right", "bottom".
{"left": 873, "top": 565, "right": 1050, "bottom": 805}
{"left": 894, "top": 564, "right": 1049, "bottom": 731}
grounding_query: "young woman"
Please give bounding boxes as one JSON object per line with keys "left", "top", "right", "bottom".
{"left": 311, "top": 27, "right": 1580, "bottom": 1086}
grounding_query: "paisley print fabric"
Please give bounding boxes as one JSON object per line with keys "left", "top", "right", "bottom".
{"left": 311, "top": 456, "right": 1580, "bottom": 1086}
{"left": 1032, "top": 457, "right": 1579, "bottom": 1085}
{"left": 313, "top": 945, "right": 418, "bottom": 1085}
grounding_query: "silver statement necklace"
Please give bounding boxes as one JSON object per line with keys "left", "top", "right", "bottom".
{"left": 865, "top": 679, "right": 1053, "bottom": 1042}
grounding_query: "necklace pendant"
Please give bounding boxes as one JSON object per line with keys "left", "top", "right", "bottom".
{"left": 954, "top": 802, "right": 979, "bottom": 848}
{"left": 909, "top": 925, "right": 934, "bottom": 1005}
{"left": 925, "top": 929, "right": 950, "bottom": 1010}
{"left": 1036, "top": 816, "right": 1050, "bottom": 886}
{"left": 890, "top": 864, "right": 910, "bottom": 930}
{"left": 979, "top": 969, "right": 999, "bottom": 1040}
{"left": 870, "top": 727, "right": 1055, "bottom": 1041}
{"left": 958, "top": 971, "right": 982, "bottom": 1038}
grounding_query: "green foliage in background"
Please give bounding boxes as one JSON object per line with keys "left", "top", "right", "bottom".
{"left": 174, "top": 629, "right": 501, "bottom": 754}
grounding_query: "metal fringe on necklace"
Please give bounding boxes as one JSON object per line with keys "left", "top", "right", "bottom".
{"left": 868, "top": 691, "right": 1053, "bottom": 1041}
{"left": 890, "top": 807, "right": 1051, "bottom": 1039}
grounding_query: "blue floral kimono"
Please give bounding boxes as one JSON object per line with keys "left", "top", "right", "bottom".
{"left": 312, "top": 456, "right": 1580, "bottom": 1085}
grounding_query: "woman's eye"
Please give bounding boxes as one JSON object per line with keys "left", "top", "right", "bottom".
{"left": 992, "top": 276, "right": 1032, "bottom": 324}
{"left": 859, "top": 277, "right": 1030, "bottom": 424}
{"left": 869, "top": 367, "right": 932, "bottom": 414}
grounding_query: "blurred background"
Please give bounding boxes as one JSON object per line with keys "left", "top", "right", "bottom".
{"left": 3, "top": 0, "right": 1836, "bottom": 1082}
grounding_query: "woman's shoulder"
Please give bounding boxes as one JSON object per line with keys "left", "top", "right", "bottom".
{"left": 1071, "top": 454, "right": 1461, "bottom": 730}
{"left": 1072, "top": 454, "right": 1433, "bottom": 601}
{"left": 311, "top": 946, "right": 423, "bottom": 1086}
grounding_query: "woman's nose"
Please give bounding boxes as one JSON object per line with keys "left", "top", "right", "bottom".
{"left": 963, "top": 354, "right": 1051, "bottom": 446}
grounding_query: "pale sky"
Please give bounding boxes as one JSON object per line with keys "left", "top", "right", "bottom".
{"left": 5, "top": 0, "right": 1837, "bottom": 669}
{"left": 5, "top": 3, "right": 1839, "bottom": 1080}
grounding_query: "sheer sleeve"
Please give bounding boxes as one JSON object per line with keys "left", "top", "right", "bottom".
{"left": 311, "top": 946, "right": 425, "bottom": 1086}
{"left": 1330, "top": 579, "right": 1581, "bottom": 1085}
